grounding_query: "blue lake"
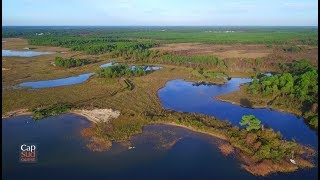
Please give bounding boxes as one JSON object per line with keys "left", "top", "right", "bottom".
{"left": 2, "top": 114, "right": 318, "bottom": 180}
{"left": 158, "top": 78, "right": 318, "bottom": 148}
{"left": 2, "top": 50, "right": 56, "bottom": 57}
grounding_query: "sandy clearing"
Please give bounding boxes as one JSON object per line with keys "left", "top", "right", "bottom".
{"left": 73, "top": 109, "right": 120, "bottom": 123}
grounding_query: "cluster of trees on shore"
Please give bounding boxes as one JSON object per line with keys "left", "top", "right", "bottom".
{"left": 249, "top": 60, "right": 317, "bottom": 103}
{"left": 248, "top": 60, "right": 318, "bottom": 128}
{"left": 236, "top": 114, "right": 297, "bottom": 162}
{"left": 32, "top": 104, "right": 73, "bottom": 120}
{"left": 96, "top": 64, "right": 148, "bottom": 78}
{"left": 54, "top": 57, "right": 92, "bottom": 68}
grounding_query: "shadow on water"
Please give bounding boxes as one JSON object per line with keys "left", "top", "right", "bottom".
{"left": 240, "top": 98, "right": 253, "bottom": 108}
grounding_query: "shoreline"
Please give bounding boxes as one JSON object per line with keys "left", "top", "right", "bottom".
{"left": 150, "top": 121, "right": 228, "bottom": 140}
{"left": 77, "top": 113, "right": 316, "bottom": 176}
{"left": 2, "top": 109, "right": 32, "bottom": 119}
{"left": 71, "top": 111, "right": 97, "bottom": 123}
{"left": 215, "top": 97, "right": 303, "bottom": 117}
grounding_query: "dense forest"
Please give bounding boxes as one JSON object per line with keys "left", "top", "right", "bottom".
{"left": 2, "top": 26, "right": 318, "bottom": 45}
{"left": 28, "top": 36, "right": 158, "bottom": 55}
{"left": 248, "top": 60, "right": 318, "bottom": 128}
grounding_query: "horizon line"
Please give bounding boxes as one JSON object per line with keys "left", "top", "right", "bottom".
{"left": 2, "top": 25, "right": 318, "bottom": 27}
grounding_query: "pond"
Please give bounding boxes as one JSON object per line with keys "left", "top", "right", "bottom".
{"left": 158, "top": 78, "right": 318, "bottom": 148}
{"left": 2, "top": 114, "right": 317, "bottom": 180}
{"left": 130, "top": 65, "right": 163, "bottom": 71}
{"left": 18, "top": 63, "right": 162, "bottom": 89}
{"left": 2, "top": 50, "right": 57, "bottom": 57}
{"left": 19, "top": 73, "right": 95, "bottom": 89}
{"left": 99, "top": 62, "right": 118, "bottom": 68}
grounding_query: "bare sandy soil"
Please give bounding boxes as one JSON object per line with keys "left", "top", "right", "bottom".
{"left": 73, "top": 109, "right": 120, "bottom": 123}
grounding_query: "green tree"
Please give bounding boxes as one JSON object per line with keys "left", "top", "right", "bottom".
{"left": 309, "top": 116, "right": 318, "bottom": 129}
{"left": 278, "top": 73, "right": 294, "bottom": 95}
{"left": 240, "top": 115, "right": 261, "bottom": 131}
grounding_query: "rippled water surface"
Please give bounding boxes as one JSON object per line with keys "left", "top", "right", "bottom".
{"left": 2, "top": 114, "right": 317, "bottom": 180}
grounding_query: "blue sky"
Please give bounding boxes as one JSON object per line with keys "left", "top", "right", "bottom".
{"left": 2, "top": 0, "right": 318, "bottom": 26}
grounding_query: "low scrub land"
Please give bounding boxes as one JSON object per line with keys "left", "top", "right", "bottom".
{"left": 151, "top": 43, "right": 273, "bottom": 59}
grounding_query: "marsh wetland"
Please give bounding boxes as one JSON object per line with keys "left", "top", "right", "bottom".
{"left": 2, "top": 26, "right": 318, "bottom": 179}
